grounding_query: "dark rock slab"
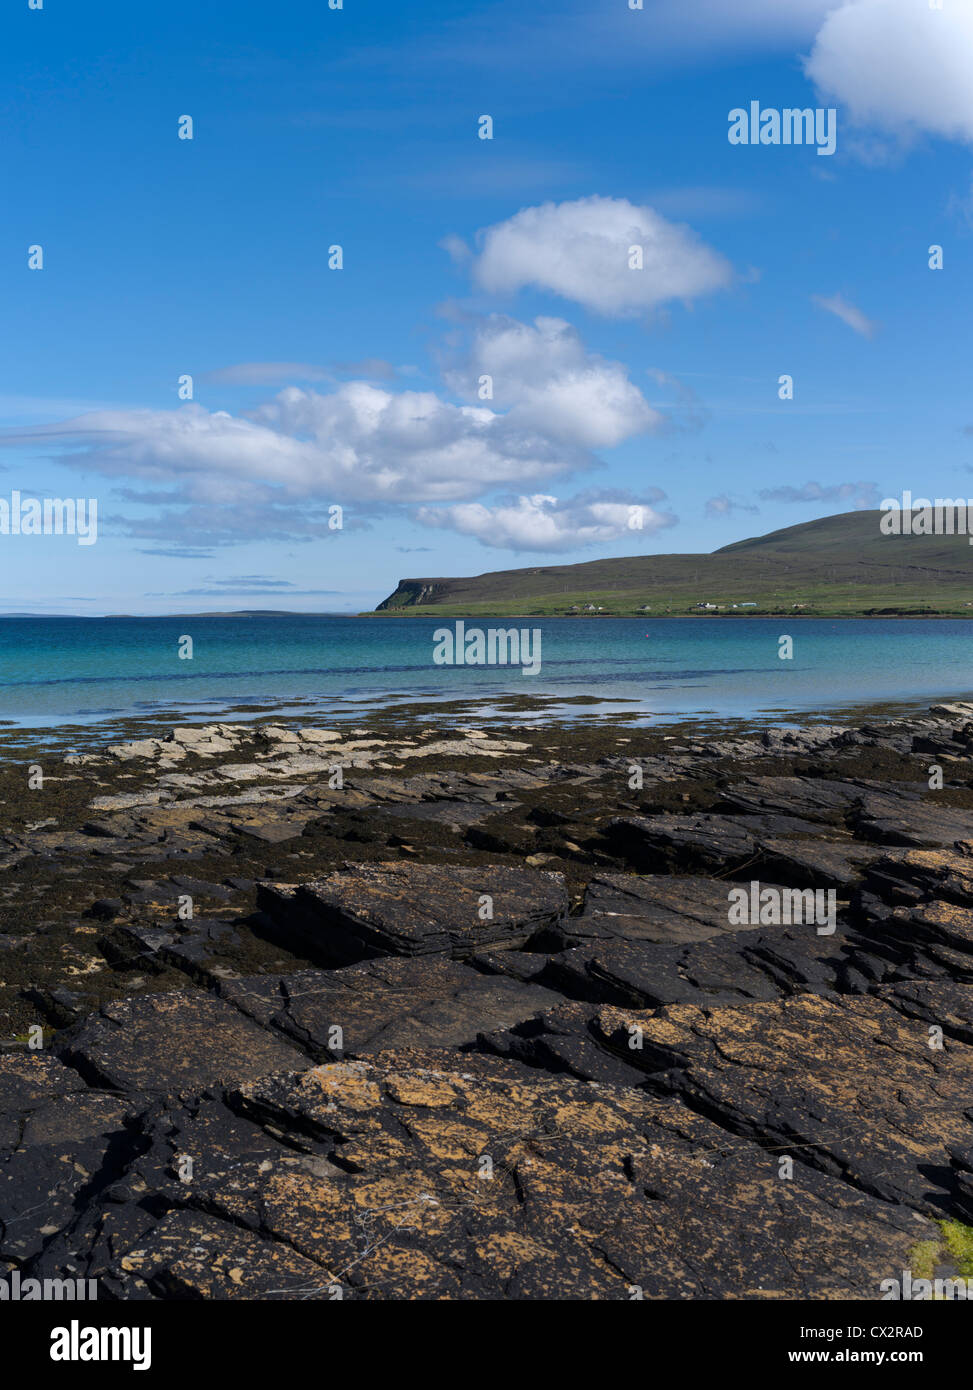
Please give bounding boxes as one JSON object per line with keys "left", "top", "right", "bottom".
{"left": 606, "top": 815, "right": 760, "bottom": 874}
{"left": 469, "top": 948, "right": 554, "bottom": 983}
{"left": 535, "top": 913, "right": 856, "bottom": 1011}
{"left": 94, "top": 1053, "right": 939, "bottom": 1299}
{"left": 257, "top": 861, "right": 568, "bottom": 961}
{"left": 0, "top": 1053, "right": 135, "bottom": 1263}
{"left": 612, "top": 990, "right": 973, "bottom": 1216}
{"left": 0, "top": 1092, "right": 134, "bottom": 1262}
{"left": 0, "top": 1053, "right": 88, "bottom": 1149}
{"left": 912, "top": 725, "right": 973, "bottom": 760}
{"left": 558, "top": 873, "right": 762, "bottom": 947}
{"left": 478, "top": 1000, "right": 656, "bottom": 1086}
{"left": 540, "top": 937, "right": 783, "bottom": 1011}
{"left": 850, "top": 792, "right": 973, "bottom": 848}
{"left": 719, "top": 778, "right": 867, "bottom": 822}
{"left": 218, "top": 957, "right": 561, "bottom": 1056}
{"left": 864, "top": 848, "right": 973, "bottom": 909}
{"left": 877, "top": 979, "right": 973, "bottom": 1046}
{"left": 157, "top": 921, "right": 243, "bottom": 985}
{"left": 853, "top": 895, "right": 973, "bottom": 981}
{"left": 756, "top": 837, "right": 882, "bottom": 889}
{"left": 33, "top": 1090, "right": 308, "bottom": 1294}
{"left": 54, "top": 991, "right": 306, "bottom": 1094}
{"left": 109, "top": 1209, "right": 333, "bottom": 1300}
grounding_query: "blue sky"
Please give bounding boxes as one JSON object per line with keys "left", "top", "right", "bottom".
{"left": 1, "top": 0, "right": 972, "bottom": 613}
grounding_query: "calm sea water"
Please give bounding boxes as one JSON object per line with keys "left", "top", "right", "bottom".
{"left": 0, "top": 615, "right": 970, "bottom": 731}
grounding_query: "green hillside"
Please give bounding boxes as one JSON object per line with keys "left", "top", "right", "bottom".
{"left": 374, "top": 510, "right": 973, "bottom": 617}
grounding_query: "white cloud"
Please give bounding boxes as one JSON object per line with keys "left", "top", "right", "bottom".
{"left": 811, "top": 292, "right": 878, "bottom": 338}
{"left": 806, "top": 0, "right": 973, "bottom": 145}
{"left": 0, "top": 318, "right": 661, "bottom": 535}
{"left": 471, "top": 196, "right": 733, "bottom": 317}
{"left": 443, "top": 315, "right": 661, "bottom": 448}
{"left": 415, "top": 490, "right": 676, "bottom": 553}
{"left": 9, "top": 393, "right": 572, "bottom": 508}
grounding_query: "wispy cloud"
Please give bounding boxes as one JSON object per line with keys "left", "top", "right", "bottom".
{"left": 203, "top": 363, "right": 333, "bottom": 386}
{"left": 705, "top": 494, "right": 759, "bottom": 519}
{"left": 758, "top": 480, "right": 881, "bottom": 508}
{"left": 811, "top": 293, "right": 879, "bottom": 339}
{"left": 645, "top": 368, "right": 709, "bottom": 433}
{"left": 136, "top": 546, "right": 217, "bottom": 561}
{"left": 204, "top": 359, "right": 404, "bottom": 388}
{"left": 341, "top": 0, "right": 835, "bottom": 81}
{"left": 331, "top": 359, "right": 400, "bottom": 381}
{"left": 157, "top": 585, "right": 348, "bottom": 598}
{"left": 646, "top": 186, "right": 765, "bottom": 220}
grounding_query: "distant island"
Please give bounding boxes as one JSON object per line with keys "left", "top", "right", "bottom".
{"left": 0, "top": 610, "right": 352, "bottom": 620}
{"left": 374, "top": 510, "right": 973, "bottom": 618}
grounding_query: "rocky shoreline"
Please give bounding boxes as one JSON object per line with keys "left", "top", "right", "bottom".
{"left": 2, "top": 704, "right": 973, "bottom": 1299}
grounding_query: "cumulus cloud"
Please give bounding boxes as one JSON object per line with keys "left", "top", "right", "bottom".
{"left": 758, "top": 480, "right": 881, "bottom": 508}
{"left": 0, "top": 316, "right": 662, "bottom": 540}
{"left": 806, "top": 0, "right": 973, "bottom": 146}
{"left": 811, "top": 292, "right": 878, "bottom": 338}
{"left": 471, "top": 196, "right": 733, "bottom": 317}
{"left": 415, "top": 490, "right": 676, "bottom": 553}
{"left": 9, "top": 395, "right": 570, "bottom": 509}
{"left": 442, "top": 315, "right": 661, "bottom": 448}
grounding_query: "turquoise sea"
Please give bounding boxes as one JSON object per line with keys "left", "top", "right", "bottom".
{"left": 0, "top": 615, "right": 970, "bottom": 734}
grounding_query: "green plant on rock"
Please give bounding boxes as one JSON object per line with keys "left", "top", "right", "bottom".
{"left": 939, "top": 1220, "right": 973, "bottom": 1278}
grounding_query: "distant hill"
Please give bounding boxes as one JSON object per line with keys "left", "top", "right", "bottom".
{"left": 375, "top": 510, "right": 973, "bottom": 617}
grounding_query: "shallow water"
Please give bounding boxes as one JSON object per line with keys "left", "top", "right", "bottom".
{"left": 0, "top": 614, "right": 970, "bottom": 732}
